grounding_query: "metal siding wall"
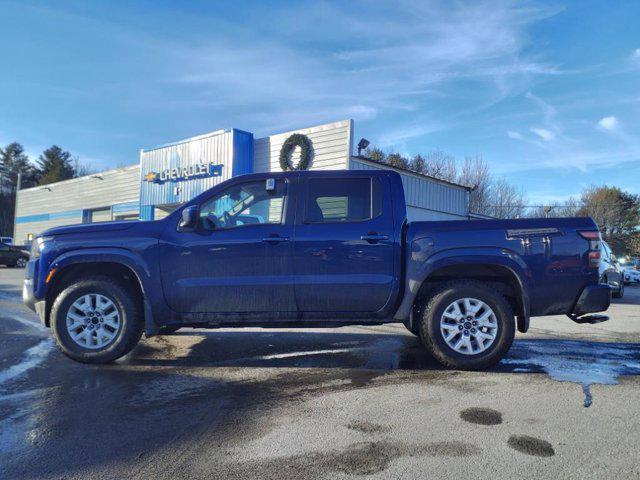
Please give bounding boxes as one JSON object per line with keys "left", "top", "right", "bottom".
{"left": 232, "top": 129, "right": 254, "bottom": 176}
{"left": 139, "top": 130, "right": 236, "bottom": 207}
{"left": 253, "top": 120, "right": 352, "bottom": 173}
{"left": 406, "top": 206, "right": 465, "bottom": 221}
{"left": 14, "top": 165, "right": 140, "bottom": 243}
{"left": 349, "top": 158, "right": 469, "bottom": 219}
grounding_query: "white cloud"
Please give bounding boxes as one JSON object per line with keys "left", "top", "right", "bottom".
{"left": 530, "top": 127, "right": 555, "bottom": 142}
{"left": 164, "top": 1, "right": 561, "bottom": 134}
{"left": 633, "top": 48, "right": 640, "bottom": 60}
{"left": 507, "top": 131, "right": 524, "bottom": 140}
{"left": 598, "top": 116, "right": 619, "bottom": 131}
{"left": 377, "top": 122, "right": 446, "bottom": 147}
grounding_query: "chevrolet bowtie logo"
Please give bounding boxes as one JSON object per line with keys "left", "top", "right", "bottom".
{"left": 144, "top": 172, "right": 158, "bottom": 183}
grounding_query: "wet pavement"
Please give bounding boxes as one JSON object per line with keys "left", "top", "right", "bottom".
{"left": 1, "top": 266, "right": 639, "bottom": 479}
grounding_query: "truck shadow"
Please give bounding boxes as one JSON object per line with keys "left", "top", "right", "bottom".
{"left": 127, "top": 329, "right": 640, "bottom": 380}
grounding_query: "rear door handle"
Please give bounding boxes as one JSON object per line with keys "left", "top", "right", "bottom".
{"left": 360, "top": 234, "right": 389, "bottom": 243}
{"left": 262, "top": 236, "right": 290, "bottom": 244}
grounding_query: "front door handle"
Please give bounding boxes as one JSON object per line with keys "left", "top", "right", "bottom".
{"left": 262, "top": 236, "right": 290, "bottom": 244}
{"left": 361, "top": 233, "right": 389, "bottom": 243}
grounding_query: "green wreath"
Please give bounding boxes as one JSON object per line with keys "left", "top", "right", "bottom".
{"left": 279, "top": 133, "right": 313, "bottom": 171}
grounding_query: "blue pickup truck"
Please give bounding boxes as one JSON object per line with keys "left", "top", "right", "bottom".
{"left": 23, "top": 170, "right": 610, "bottom": 369}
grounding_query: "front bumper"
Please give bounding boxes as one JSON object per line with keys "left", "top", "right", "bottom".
{"left": 22, "top": 279, "right": 36, "bottom": 311}
{"left": 572, "top": 284, "right": 611, "bottom": 316}
{"left": 23, "top": 278, "right": 47, "bottom": 325}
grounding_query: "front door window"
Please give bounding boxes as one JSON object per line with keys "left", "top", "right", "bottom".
{"left": 199, "top": 181, "right": 285, "bottom": 230}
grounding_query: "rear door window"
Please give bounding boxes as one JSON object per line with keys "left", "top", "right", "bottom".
{"left": 304, "top": 178, "right": 382, "bottom": 223}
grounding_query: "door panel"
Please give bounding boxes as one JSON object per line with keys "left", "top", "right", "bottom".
{"left": 160, "top": 179, "right": 296, "bottom": 314}
{"left": 0, "top": 243, "right": 12, "bottom": 264}
{"left": 293, "top": 176, "right": 396, "bottom": 314}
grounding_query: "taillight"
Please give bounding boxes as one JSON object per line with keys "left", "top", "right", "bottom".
{"left": 588, "top": 250, "right": 601, "bottom": 268}
{"left": 578, "top": 230, "right": 601, "bottom": 268}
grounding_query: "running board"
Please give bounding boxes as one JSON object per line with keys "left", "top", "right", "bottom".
{"left": 567, "top": 313, "right": 610, "bottom": 324}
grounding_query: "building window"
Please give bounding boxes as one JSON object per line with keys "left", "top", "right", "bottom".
{"left": 83, "top": 207, "right": 112, "bottom": 223}
{"left": 304, "top": 178, "right": 381, "bottom": 223}
{"left": 114, "top": 213, "right": 139, "bottom": 221}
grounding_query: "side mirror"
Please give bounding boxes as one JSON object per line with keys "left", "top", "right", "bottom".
{"left": 179, "top": 205, "right": 199, "bottom": 231}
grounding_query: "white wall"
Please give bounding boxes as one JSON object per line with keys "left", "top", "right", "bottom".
{"left": 349, "top": 157, "right": 469, "bottom": 220}
{"left": 15, "top": 165, "right": 140, "bottom": 244}
{"left": 406, "top": 206, "right": 466, "bottom": 221}
{"left": 253, "top": 119, "right": 353, "bottom": 173}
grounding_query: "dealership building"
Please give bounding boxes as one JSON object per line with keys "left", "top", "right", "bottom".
{"left": 14, "top": 119, "right": 472, "bottom": 245}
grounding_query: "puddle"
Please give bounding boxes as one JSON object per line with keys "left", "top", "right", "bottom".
{"left": 236, "top": 440, "right": 481, "bottom": 477}
{"left": 502, "top": 340, "right": 640, "bottom": 407}
{"left": 459, "top": 407, "right": 502, "bottom": 425}
{"left": 507, "top": 435, "right": 555, "bottom": 457}
{"left": 347, "top": 420, "right": 391, "bottom": 434}
{"left": 126, "top": 374, "right": 223, "bottom": 405}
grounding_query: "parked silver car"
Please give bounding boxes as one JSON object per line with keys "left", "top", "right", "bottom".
{"left": 622, "top": 266, "right": 640, "bottom": 284}
{"left": 599, "top": 241, "right": 624, "bottom": 298}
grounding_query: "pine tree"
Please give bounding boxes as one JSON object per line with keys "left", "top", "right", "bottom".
{"left": 0, "top": 142, "right": 39, "bottom": 189}
{"left": 364, "top": 147, "right": 386, "bottom": 163}
{"left": 0, "top": 142, "right": 39, "bottom": 236}
{"left": 386, "top": 153, "right": 409, "bottom": 170}
{"left": 37, "top": 145, "right": 75, "bottom": 185}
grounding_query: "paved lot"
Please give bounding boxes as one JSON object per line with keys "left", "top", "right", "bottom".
{"left": 1, "top": 266, "right": 639, "bottom": 479}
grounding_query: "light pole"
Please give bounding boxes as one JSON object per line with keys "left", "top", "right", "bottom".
{"left": 12, "top": 172, "right": 21, "bottom": 241}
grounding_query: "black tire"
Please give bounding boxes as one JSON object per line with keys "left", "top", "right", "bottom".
{"left": 50, "top": 276, "right": 143, "bottom": 364}
{"left": 14, "top": 257, "right": 28, "bottom": 268}
{"left": 402, "top": 319, "right": 420, "bottom": 336}
{"left": 613, "top": 281, "right": 624, "bottom": 299}
{"left": 418, "top": 280, "right": 515, "bottom": 370}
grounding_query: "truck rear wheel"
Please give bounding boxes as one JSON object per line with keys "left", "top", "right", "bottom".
{"left": 418, "top": 281, "right": 515, "bottom": 370}
{"left": 50, "top": 276, "right": 143, "bottom": 364}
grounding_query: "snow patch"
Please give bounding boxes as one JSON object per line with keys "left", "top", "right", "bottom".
{"left": 0, "top": 339, "right": 54, "bottom": 387}
{"left": 5, "top": 314, "right": 48, "bottom": 332}
{"left": 257, "top": 348, "right": 353, "bottom": 360}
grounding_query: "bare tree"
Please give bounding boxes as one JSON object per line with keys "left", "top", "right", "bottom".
{"left": 458, "top": 156, "right": 492, "bottom": 215}
{"left": 423, "top": 150, "right": 457, "bottom": 182}
{"left": 73, "top": 158, "right": 95, "bottom": 177}
{"left": 487, "top": 178, "right": 527, "bottom": 218}
{"left": 410, "top": 154, "right": 426, "bottom": 174}
{"left": 361, "top": 147, "right": 529, "bottom": 219}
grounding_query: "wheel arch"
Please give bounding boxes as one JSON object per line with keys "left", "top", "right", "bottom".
{"left": 399, "top": 249, "right": 531, "bottom": 334}
{"left": 44, "top": 250, "right": 155, "bottom": 331}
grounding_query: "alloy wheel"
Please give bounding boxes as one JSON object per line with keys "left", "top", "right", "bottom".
{"left": 66, "top": 293, "right": 121, "bottom": 349}
{"left": 440, "top": 297, "right": 498, "bottom": 355}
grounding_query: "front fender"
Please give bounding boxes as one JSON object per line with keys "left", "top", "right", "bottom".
{"left": 394, "top": 244, "right": 532, "bottom": 328}
{"left": 42, "top": 248, "right": 161, "bottom": 333}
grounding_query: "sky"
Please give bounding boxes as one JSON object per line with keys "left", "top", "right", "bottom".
{"left": 0, "top": 0, "right": 638, "bottom": 204}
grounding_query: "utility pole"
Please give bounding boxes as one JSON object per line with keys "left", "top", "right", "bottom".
{"left": 12, "top": 172, "right": 21, "bottom": 242}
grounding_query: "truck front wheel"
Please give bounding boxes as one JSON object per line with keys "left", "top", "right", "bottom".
{"left": 50, "top": 276, "right": 143, "bottom": 364}
{"left": 418, "top": 281, "right": 515, "bottom": 370}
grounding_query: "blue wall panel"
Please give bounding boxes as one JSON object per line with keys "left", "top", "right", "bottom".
{"left": 16, "top": 209, "right": 83, "bottom": 224}
{"left": 232, "top": 129, "right": 254, "bottom": 177}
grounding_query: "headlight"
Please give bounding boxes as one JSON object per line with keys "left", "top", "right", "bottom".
{"left": 30, "top": 236, "right": 52, "bottom": 260}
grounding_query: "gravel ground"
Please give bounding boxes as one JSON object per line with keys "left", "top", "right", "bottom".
{"left": 1, "top": 266, "right": 639, "bottom": 480}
